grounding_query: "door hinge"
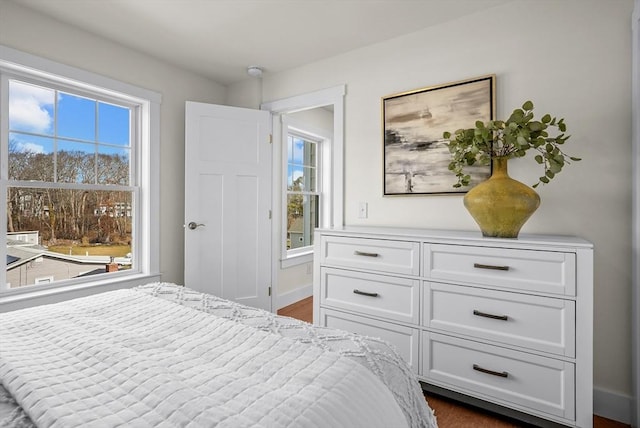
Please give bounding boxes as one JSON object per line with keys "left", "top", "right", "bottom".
{"left": 268, "top": 286, "right": 272, "bottom": 297}
{"left": 268, "top": 134, "right": 273, "bottom": 144}
{"left": 269, "top": 210, "right": 272, "bottom": 219}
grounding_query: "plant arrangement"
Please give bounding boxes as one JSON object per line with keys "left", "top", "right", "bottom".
{"left": 443, "top": 100, "right": 580, "bottom": 188}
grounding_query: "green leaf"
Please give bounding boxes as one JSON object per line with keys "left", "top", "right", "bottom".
{"left": 475, "top": 120, "right": 485, "bottom": 128}
{"left": 541, "top": 114, "right": 551, "bottom": 124}
{"left": 535, "top": 155, "right": 544, "bottom": 164}
{"left": 540, "top": 176, "right": 550, "bottom": 183}
{"left": 570, "top": 156, "right": 582, "bottom": 161}
{"left": 528, "top": 121, "right": 544, "bottom": 132}
{"left": 522, "top": 100, "right": 534, "bottom": 110}
{"left": 533, "top": 137, "right": 545, "bottom": 147}
{"left": 508, "top": 109, "right": 524, "bottom": 123}
{"left": 443, "top": 131, "right": 451, "bottom": 139}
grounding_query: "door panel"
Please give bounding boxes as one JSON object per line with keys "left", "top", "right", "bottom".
{"left": 185, "top": 102, "right": 272, "bottom": 311}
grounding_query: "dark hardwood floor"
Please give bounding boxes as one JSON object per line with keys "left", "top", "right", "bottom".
{"left": 277, "top": 296, "right": 313, "bottom": 323}
{"left": 277, "top": 297, "right": 630, "bottom": 428}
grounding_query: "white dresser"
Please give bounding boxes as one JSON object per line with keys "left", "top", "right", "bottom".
{"left": 313, "top": 227, "right": 593, "bottom": 428}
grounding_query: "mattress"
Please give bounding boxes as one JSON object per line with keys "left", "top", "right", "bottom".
{"left": 0, "top": 282, "right": 437, "bottom": 428}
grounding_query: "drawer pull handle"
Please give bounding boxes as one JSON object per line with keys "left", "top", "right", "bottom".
{"left": 354, "top": 250, "right": 379, "bottom": 257}
{"left": 473, "top": 364, "right": 509, "bottom": 378}
{"left": 473, "top": 262, "right": 510, "bottom": 271}
{"left": 473, "top": 310, "right": 509, "bottom": 321}
{"left": 353, "top": 289, "right": 379, "bottom": 298}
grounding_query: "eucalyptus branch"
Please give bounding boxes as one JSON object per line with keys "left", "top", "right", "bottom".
{"left": 443, "top": 101, "right": 580, "bottom": 188}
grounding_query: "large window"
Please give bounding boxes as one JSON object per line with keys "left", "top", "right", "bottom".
{"left": 0, "top": 47, "right": 160, "bottom": 296}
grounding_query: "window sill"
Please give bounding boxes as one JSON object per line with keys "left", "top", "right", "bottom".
{"left": 0, "top": 272, "right": 162, "bottom": 312}
{"left": 280, "top": 251, "right": 313, "bottom": 269}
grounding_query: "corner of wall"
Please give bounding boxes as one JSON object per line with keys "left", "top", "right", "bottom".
{"left": 594, "top": 387, "right": 633, "bottom": 425}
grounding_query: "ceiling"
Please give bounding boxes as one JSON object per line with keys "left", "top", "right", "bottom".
{"left": 10, "top": 0, "right": 512, "bottom": 85}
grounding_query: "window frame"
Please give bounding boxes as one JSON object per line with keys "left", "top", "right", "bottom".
{"left": 282, "top": 119, "right": 327, "bottom": 262}
{"left": 0, "top": 45, "right": 160, "bottom": 306}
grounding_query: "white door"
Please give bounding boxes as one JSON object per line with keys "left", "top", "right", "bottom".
{"left": 184, "top": 102, "right": 272, "bottom": 311}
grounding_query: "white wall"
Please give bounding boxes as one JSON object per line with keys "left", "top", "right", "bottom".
{"left": 229, "top": 0, "right": 635, "bottom": 419}
{"left": 0, "top": 0, "right": 226, "bottom": 287}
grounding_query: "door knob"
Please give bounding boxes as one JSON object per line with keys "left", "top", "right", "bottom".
{"left": 187, "top": 222, "right": 205, "bottom": 230}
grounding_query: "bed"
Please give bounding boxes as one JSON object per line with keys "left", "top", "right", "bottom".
{"left": 0, "top": 282, "right": 437, "bottom": 428}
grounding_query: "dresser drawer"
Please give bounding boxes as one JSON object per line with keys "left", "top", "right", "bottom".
{"left": 425, "top": 244, "right": 576, "bottom": 295}
{"left": 320, "top": 235, "right": 420, "bottom": 276}
{"left": 320, "top": 308, "right": 419, "bottom": 373}
{"left": 423, "top": 332, "right": 575, "bottom": 420}
{"left": 320, "top": 267, "right": 419, "bottom": 324}
{"left": 423, "top": 282, "right": 575, "bottom": 357}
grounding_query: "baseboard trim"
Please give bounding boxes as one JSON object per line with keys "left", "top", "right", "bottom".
{"left": 276, "top": 284, "right": 312, "bottom": 310}
{"left": 594, "top": 387, "right": 633, "bottom": 425}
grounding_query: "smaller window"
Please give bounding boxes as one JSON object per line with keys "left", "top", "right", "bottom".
{"left": 286, "top": 132, "right": 320, "bottom": 254}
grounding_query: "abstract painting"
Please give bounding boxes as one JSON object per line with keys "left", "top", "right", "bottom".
{"left": 383, "top": 75, "right": 496, "bottom": 195}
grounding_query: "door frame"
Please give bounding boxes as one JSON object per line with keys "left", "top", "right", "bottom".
{"left": 261, "top": 85, "right": 345, "bottom": 310}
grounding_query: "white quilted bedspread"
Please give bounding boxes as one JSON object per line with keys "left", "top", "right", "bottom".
{"left": 0, "top": 289, "right": 410, "bottom": 428}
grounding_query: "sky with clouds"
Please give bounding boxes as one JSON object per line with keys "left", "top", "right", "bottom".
{"left": 8, "top": 80, "right": 130, "bottom": 156}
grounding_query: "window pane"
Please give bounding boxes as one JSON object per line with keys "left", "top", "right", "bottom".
{"left": 9, "top": 80, "right": 54, "bottom": 135}
{"left": 57, "top": 92, "right": 96, "bottom": 141}
{"left": 286, "top": 194, "right": 318, "bottom": 250}
{"left": 287, "top": 165, "right": 303, "bottom": 190}
{"left": 304, "top": 140, "right": 317, "bottom": 167}
{"left": 303, "top": 165, "right": 317, "bottom": 192}
{"left": 99, "top": 102, "right": 130, "bottom": 146}
{"left": 6, "top": 188, "right": 133, "bottom": 289}
{"left": 287, "top": 164, "right": 316, "bottom": 192}
{"left": 57, "top": 140, "right": 95, "bottom": 183}
{"left": 290, "top": 138, "right": 316, "bottom": 166}
{"left": 98, "top": 145, "right": 130, "bottom": 185}
{"left": 287, "top": 136, "right": 294, "bottom": 163}
{"left": 292, "top": 137, "right": 304, "bottom": 165}
{"left": 8, "top": 133, "right": 54, "bottom": 181}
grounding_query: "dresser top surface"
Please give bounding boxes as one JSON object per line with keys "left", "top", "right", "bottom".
{"left": 316, "top": 226, "right": 593, "bottom": 249}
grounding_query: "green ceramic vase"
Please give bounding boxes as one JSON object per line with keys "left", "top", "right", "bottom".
{"left": 463, "top": 157, "right": 540, "bottom": 239}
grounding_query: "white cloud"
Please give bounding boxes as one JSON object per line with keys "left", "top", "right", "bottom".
{"left": 15, "top": 141, "right": 45, "bottom": 154}
{"left": 9, "top": 81, "right": 54, "bottom": 133}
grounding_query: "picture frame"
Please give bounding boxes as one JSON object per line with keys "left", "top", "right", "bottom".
{"left": 382, "top": 74, "right": 496, "bottom": 195}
